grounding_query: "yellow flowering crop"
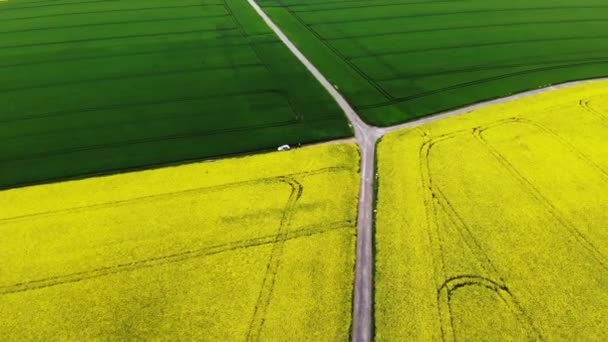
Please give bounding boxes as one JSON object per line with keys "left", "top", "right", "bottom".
{"left": 0, "top": 143, "right": 359, "bottom": 341}
{"left": 376, "top": 81, "right": 608, "bottom": 341}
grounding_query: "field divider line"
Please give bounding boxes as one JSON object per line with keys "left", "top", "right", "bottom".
{"left": 247, "top": 1, "right": 608, "bottom": 341}
{"left": 376, "top": 77, "right": 608, "bottom": 136}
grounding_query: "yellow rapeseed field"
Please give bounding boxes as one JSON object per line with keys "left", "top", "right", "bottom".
{"left": 375, "top": 81, "right": 608, "bottom": 341}
{"left": 0, "top": 143, "right": 359, "bottom": 341}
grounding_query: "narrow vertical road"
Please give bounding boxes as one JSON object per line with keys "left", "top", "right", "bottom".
{"left": 246, "top": 1, "right": 377, "bottom": 340}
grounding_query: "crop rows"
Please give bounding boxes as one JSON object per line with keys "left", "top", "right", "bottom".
{"left": 0, "top": 0, "right": 351, "bottom": 189}
{"left": 259, "top": 0, "right": 608, "bottom": 125}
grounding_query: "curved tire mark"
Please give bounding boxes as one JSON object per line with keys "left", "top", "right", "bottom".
{"left": 420, "top": 133, "right": 542, "bottom": 341}
{"left": 437, "top": 275, "right": 543, "bottom": 342}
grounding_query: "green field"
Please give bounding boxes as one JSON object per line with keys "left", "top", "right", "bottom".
{"left": 0, "top": 0, "right": 351, "bottom": 189}
{"left": 259, "top": 0, "right": 608, "bottom": 125}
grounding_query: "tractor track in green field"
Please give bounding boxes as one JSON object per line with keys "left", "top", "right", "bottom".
{"left": 263, "top": 0, "right": 463, "bottom": 10}
{"left": 287, "top": 9, "right": 394, "bottom": 102}
{"left": 0, "top": 63, "right": 266, "bottom": 93}
{"left": 325, "top": 19, "right": 608, "bottom": 41}
{"left": 0, "top": 14, "right": 230, "bottom": 34}
{"left": 1, "top": 4, "right": 214, "bottom": 21}
{"left": 345, "top": 34, "right": 608, "bottom": 60}
{"left": 0, "top": 38, "right": 274, "bottom": 68}
{"left": 358, "top": 60, "right": 608, "bottom": 109}
{"left": 0, "top": 88, "right": 282, "bottom": 123}
{"left": 298, "top": 5, "right": 608, "bottom": 25}
{"left": 0, "top": 27, "right": 240, "bottom": 50}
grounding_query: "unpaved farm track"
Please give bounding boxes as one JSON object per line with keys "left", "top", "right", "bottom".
{"left": 247, "top": 1, "right": 608, "bottom": 340}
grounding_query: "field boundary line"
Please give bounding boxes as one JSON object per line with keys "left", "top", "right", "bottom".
{"left": 377, "top": 77, "right": 608, "bottom": 135}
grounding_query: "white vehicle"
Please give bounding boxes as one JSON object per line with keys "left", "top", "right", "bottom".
{"left": 277, "top": 144, "right": 291, "bottom": 151}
